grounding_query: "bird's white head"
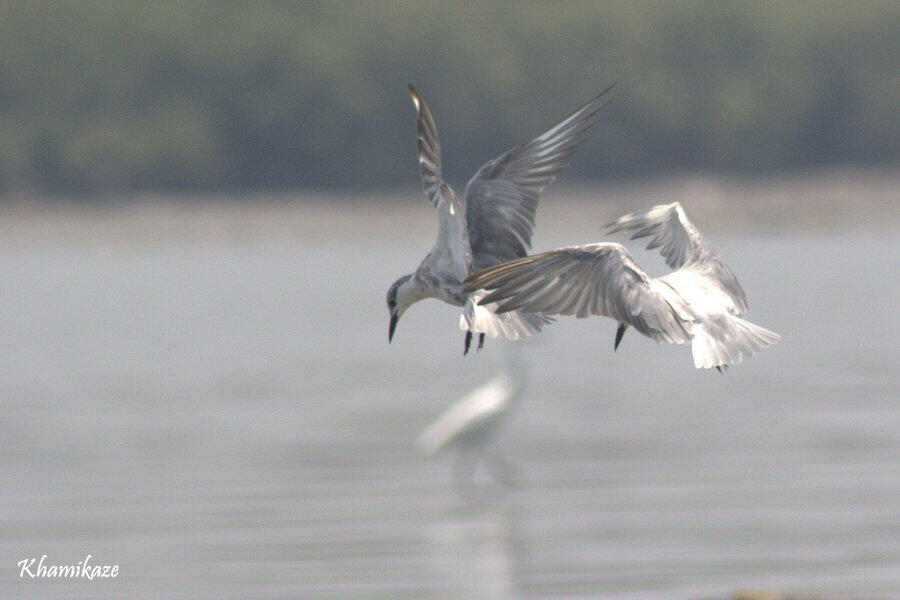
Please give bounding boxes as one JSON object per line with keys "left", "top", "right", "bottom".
{"left": 386, "top": 274, "right": 420, "bottom": 342}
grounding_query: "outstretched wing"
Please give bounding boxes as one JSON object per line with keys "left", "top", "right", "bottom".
{"left": 407, "top": 84, "right": 462, "bottom": 215}
{"left": 408, "top": 84, "right": 470, "bottom": 281}
{"left": 606, "top": 202, "right": 748, "bottom": 314}
{"left": 606, "top": 202, "right": 699, "bottom": 269}
{"left": 464, "top": 243, "right": 691, "bottom": 345}
{"left": 465, "top": 85, "right": 614, "bottom": 271}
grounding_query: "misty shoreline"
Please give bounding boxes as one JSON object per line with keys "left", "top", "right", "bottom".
{"left": 0, "top": 167, "right": 896, "bottom": 247}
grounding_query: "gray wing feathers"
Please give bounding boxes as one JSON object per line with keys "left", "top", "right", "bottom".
{"left": 606, "top": 202, "right": 749, "bottom": 314}
{"left": 606, "top": 202, "right": 696, "bottom": 268}
{"left": 465, "top": 244, "right": 691, "bottom": 344}
{"left": 465, "top": 85, "right": 614, "bottom": 270}
{"left": 408, "top": 84, "right": 461, "bottom": 214}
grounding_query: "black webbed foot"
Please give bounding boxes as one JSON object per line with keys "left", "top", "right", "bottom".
{"left": 464, "top": 331, "right": 472, "bottom": 356}
{"left": 715, "top": 365, "right": 728, "bottom": 374}
{"left": 477, "top": 333, "right": 485, "bottom": 351}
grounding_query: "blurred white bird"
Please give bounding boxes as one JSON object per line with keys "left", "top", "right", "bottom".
{"left": 387, "top": 83, "right": 614, "bottom": 355}
{"left": 465, "top": 202, "right": 780, "bottom": 370}
{"left": 418, "top": 357, "right": 528, "bottom": 498}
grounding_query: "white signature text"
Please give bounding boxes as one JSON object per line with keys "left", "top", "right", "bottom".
{"left": 17, "top": 554, "right": 118, "bottom": 580}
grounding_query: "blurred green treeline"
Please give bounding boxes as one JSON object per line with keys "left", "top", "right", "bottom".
{"left": 0, "top": 1, "right": 896, "bottom": 196}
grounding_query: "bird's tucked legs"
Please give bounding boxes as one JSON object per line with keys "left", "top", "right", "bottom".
{"left": 463, "top": 331, "right": 486, "bottom": 355}
{"left": 716, "top": 365, "right": 728, "bottom": 374}
{"left": 453, "top": 446, "right": 521, "bottom": 502}
{"left": 486, "top": 449, "right": 524, "bottom": 489}
{"left": 452, "top": 447, "right": 481, "bottom": 500}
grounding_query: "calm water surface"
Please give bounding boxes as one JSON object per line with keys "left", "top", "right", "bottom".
{"left": 0, "top": 206, "right": 897, "bottom": 599}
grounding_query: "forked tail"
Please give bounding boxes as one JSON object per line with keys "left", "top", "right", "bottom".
{"left": 691, "top": 314, "right": 780, "bottom": 369}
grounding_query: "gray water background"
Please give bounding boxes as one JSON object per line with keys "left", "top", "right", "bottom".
{"left": 0, "top": 183, "right": 897, "bottom": 599}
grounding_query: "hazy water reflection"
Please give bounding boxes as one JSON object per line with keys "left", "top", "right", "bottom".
{"left": 0, "top": 205, "right": 897, "bottom": 599}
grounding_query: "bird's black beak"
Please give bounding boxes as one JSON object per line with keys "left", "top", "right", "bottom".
{"left": 614, "top": 323, "right": 627, "bottom": 351}
{"left": 389, "top": 313, "right": 399, "bottom": 343}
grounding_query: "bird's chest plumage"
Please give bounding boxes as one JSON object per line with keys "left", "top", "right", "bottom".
{"left": 416, "top": 262, "right": 467, "bottom": 306}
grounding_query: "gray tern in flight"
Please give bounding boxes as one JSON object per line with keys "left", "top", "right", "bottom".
{"left": 387, "top": 83, "right": 614, "bottom": 354}
{"left": 465, "top": 202, "right": 780, "bottom": 370}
